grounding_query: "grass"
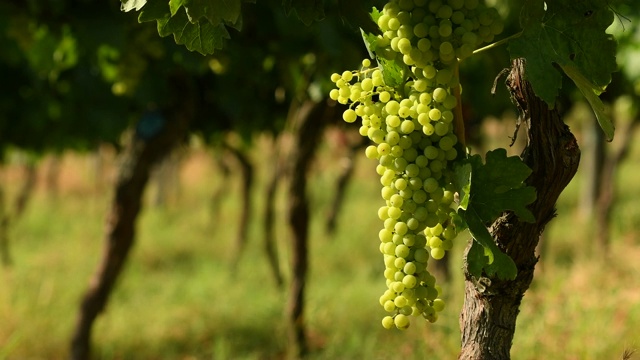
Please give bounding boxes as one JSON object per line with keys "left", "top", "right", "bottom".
{"left": 0, "top": 130, "right": 639, "bottom": 360}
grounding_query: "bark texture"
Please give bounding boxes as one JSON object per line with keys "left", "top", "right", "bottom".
{"left": 458, "top": 59, "right": 581, "bottom": 360}
{"left": 70, "top": 73, "right": 193, "bottom": 360}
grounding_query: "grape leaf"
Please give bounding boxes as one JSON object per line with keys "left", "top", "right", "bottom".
{"left": 453, "top": 149, "right": 536, "bottom": 280}
{"left": 129, "top": 0, "right": 252, "bottom": 54}
{"left": 137, "top": 0, "right": 233, "bottom": 54}
{"left": 121, "top": 0, "right": 148, "bottom": 12}
{"left": 508, "top": 0, "right": 617, "bottom": 139}
{"left": 159, "top": 11, "right": 230, "bottom": 54}
{"left": 169, "top": 0, "right": 186, "bottom": 16}
{"left": 360, "top": 27, "right": 405, "bottom": 88}
{"left": 464, "top": 210, "right": 517, "bottom": 280}
{"left": 282, "top": 0, "right": 325, "bottom": 25}
{"left": 183, "top": 0, "right": 243, "bottom": 26}
{"left": 561, "top": 63, "right": 614, "bottom": 140}
{"left": 138, "top": 0, "right": 169, "bottom": 22}
{"left": 466, "top": 149, "right": 536, "bottom": 223}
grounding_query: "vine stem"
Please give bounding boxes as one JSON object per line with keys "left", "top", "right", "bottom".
{"left": 472, "top": 31, "right": 523, "bottom": 55}
{"left": 453, "top": 61, "right": 465, "bottom": 147}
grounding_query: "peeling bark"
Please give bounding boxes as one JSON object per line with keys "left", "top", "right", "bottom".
{"left": 458, "top": 59, "right": 581, "bottom": 360}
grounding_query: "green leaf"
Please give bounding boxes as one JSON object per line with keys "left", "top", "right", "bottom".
{"left": 453, "top": 149, "right": 536, "bottom": 280}
{"left": 138, "top": 0, "right": 171, "bottom": 22}
{"left": 463, "top": 209, "right": 517, "bottom": 280}
{"left": 361, "top": 29, "right": 378, "bottom": 59}
{"left": 121, "top": 0, "right": 148, "bottom": 12}
{"left": 169, "top": 0, "right": 185, "bottom": 16}
{"left": 360, "top": 24, "right": 405, "bottom": 88}
{"left": 183, "top": 0, "right": 243, "bottom": 26}
{"left": 560, "top": 63, "right": 614, "bottom": 141}
{"left": 138, "top": 0, "right": 231, "bottom": 55}
{"left": 158, "top": 9, "right": 230, "bottom": 54}
{"left": 377, "top": 56, "right": 404, "bottom": 88}
{"left": 468, "top": 149, "right": 536, "bottom": 223}
{"left": 453, "top": 162, "right": 471, "bottom": 211}
{"left": 508, "top": 0, "right": 617, "bottom": 135}
{"left": 282, "top": 0, "right": 325, "bottom": 25}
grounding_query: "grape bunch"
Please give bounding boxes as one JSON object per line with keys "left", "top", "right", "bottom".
{"left": 330, "top": 0, "right": 503, "bottom": 329}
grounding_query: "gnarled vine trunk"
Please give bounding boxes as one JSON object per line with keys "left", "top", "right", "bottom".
{"left": 70, "top": 72, "right": 193, "bottom": 360}
{"left": 458, "top": 59, "right": 581, "bottom": 359}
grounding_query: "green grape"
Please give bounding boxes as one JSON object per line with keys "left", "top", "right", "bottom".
{"left": 365, "top": 145, "right": 379, "bottom": 159}
{"left": 404, "top": 262, "right": 417, "bottom": 275}
{"left": 436, "top": 5, "right": 453, "bottom": 19}
{"left": 394, "top": 295, "right": 408, "bottom": 307}
{"left": 428, "top": 108, "right": 442, "bottom": 121}
{"left": 436, "top": 68, "right": 453, "bottom": 85}
{"left": 438, "top": 136, "right": 455, "bottom": 151}
{"left": 382, "top": 316, "right": 395, "bottom": 329}
{"left": 431, "top": 247, "right": 445, "bottom": 260}
{"left": 388, "top": 206, "right": 402, "bottom": 220}
{"left": 394, "top": 314, "right": 410, "bottom": 329}
{"left": 398, "top": 38, "right": 412, "bottom": 55}
{"left": 441, "top": 110, "right": 454, "bottom": 123}
{"left": 451, "top": 10, "right": 465, "bottom": 24}
{"left": 432, "top": 87, "right": 448, "bottom": 102}
{"left": 388, "top": 17, "right": 401, "bottom": 31}
{"left": 343, "top": 108, "right": 357, "bottom": 123}
{"left": 464, "top": 0, "right": 479, "bottom": 10}
{"left": 384, "top": 300, "right": 397, "bottom": 312}
{"left": 402, "top": 274, "right": 418, "bottom": 288}
{"left": 438, "top": 21, "right": 453, "bottom": 37}
{"left": 434, "top": 121, "right": 449, "bottom": 136}
{"left": 395, "top": 244, "right": 410, "bottom": 258}
{"left": 432, "top": 298, "right": 446, "bottom": 312}
{"left": 378, "top": 143, "right": 391, "bottom": 156}
{"left": 379, "top": 91, "right": 392, "bottom": 103}
{"left": 400, "top": 120, "right": 416, "bottom": 134}
{"left": 403, "top": 148, "right": 418, "bottom": 162}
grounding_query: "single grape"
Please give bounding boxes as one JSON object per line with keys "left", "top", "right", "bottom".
{"left": 343, "top": 108, "right": 357, "bottom": 123}
{"left": 382, "top": 316, "right": 395, "bottom": 329}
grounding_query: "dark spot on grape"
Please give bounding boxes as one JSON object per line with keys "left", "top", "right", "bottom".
{"left": 584, "top": 10, "right": 593, "bottom": 17}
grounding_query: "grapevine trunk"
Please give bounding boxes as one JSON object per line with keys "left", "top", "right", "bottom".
{"left": 458, "top": 59, "right": 581, "bottom": 359}
{"left": 286, "top": 100, "right": 334, "bottom": 358}
{"left": 70, "top": 72, "right": 193, "bottom": 360}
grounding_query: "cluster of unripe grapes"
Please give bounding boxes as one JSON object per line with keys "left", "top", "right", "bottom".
{"left": 330, "top": 0, "right": 503, "bottom": 329}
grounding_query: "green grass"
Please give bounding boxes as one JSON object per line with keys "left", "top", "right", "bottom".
{"left": 1, "top": 135, "right": 640, "bottom": 360}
